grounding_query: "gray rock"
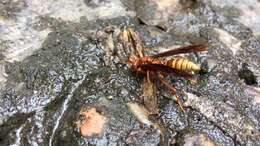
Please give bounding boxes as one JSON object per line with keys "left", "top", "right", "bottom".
{"left": 0, "top": 0, "right": 260, "bottom": 146}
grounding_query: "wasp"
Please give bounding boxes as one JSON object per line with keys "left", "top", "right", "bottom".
{"left": 121, "top": 28, "right": 208, "bottom": 112}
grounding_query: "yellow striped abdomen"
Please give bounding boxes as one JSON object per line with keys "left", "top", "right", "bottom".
{"left": 167, "top": 58, "right": 201, "bottom": 73}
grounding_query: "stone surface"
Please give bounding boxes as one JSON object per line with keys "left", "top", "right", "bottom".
{"left": 0, "top": 0, "right": 260, "bottom": 146}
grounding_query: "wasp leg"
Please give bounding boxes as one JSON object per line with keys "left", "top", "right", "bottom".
{"left": 194, "top": 52, "right": 205, "bottom": 64}
{"left": 147, "top": 71, "right": 151, "bottom": 84}
{"left": 158, "top": 76, "right": 185, "bottom": 113}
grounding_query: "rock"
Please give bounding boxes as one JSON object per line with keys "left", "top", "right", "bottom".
{"left": 245, "top": 86, "right": 260, "bottom": 104}
{"left": 183, "top": 133, "right": 217, "bottom": 146}
{"left": 127, "top": 102, "right": 153, "bottom": 127}
{"left": 214, "top": 28, "right": 242, "bottom": 55}
{"left": 1, "top": 0, "right": 260, "bottom": 146}
{"left": 125, "top": 130, "right": 146, "bottom": 145}
{"left": 134, "top": 0, "right": 181, "bottom": 29}
{"left": 75, "top": 108, "right": 107, "bottom": 138}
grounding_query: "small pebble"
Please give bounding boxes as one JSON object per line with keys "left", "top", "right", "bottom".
{"left": 75, "top": 108, "right": 107, "bottom": 137}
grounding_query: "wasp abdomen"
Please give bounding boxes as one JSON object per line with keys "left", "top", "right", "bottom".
{"left": 167, "top": 58, "right": 201, "bottom": 72}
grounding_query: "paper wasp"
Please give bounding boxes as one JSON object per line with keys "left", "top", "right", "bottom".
{"left": 121, "top": 28, "right": 208, "bottom": 112}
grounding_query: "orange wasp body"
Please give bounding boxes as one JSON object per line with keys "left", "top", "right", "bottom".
{"left": 129, "top": 44, "right": 207, "bottom": 77}
{"left": 123, "top": 28, "right": 208, "bottom": 112}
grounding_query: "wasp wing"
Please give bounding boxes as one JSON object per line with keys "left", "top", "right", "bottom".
{"left": 122, "top": 28, "right": 144, "bottom": 59}
{"left": 151, "top": 44, "right": 208, "bottom": 58}
{"left": 139, "top": 63, "right": 193, "bottom": 77}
